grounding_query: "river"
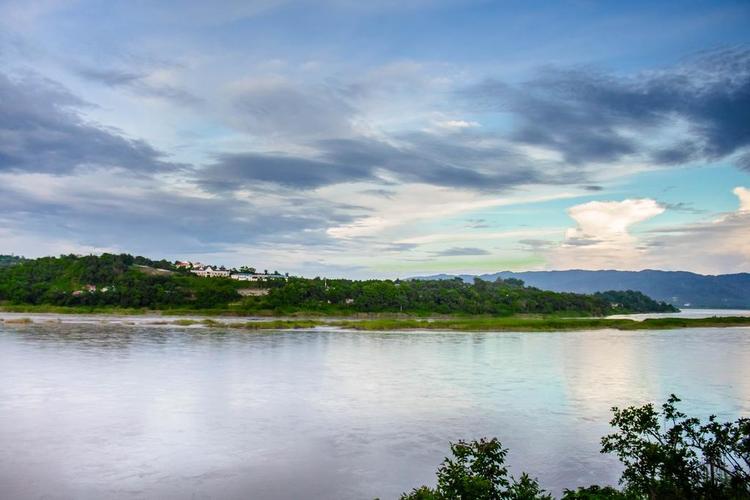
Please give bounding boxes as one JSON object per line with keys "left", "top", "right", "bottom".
{"left": 1, "top": 321, "right": 749, "bottom": 499}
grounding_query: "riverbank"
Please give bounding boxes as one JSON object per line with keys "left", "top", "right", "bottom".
{"left": 2, "top": 310, "right": 750, "bottom": 331}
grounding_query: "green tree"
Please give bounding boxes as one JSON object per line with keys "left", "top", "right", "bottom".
{"left": 401, "top": 438, "right": 551, "bottom": 500}
{"left": 402, "top": 397, "right": 750, "bottom": 500}
{"left": 601, "top": 395, "right": 750, "bottom": 499}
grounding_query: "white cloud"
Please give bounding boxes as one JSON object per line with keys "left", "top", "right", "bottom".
{"left": 433, "top": 119, "right": 480, "bottom": 130}
{"left": 549, "top": 198, "right": 665, "bottom": 270}
{"left": 323, "top": 183, "right": 581, "bottom": 240}
{"left": 734, "top": 186, "right": 750, "bottom": 212}
{"left": 548, "top": 190, "right": 750, "bottom": 273}
{"left": 564, "top": 198, "right": 665, "bottom": 243}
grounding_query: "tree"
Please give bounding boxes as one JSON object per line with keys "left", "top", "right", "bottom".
{"left": 400, "top": 438, "right": 551, "bottom": 500}
{"left": 402, "top": 397, "right": 750, "bottom": 500}
{"left": 601, "top": 395, "right": 750, "bottom": 499}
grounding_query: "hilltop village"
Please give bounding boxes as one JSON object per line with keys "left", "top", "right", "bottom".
{"left": 175, "top": 261, "right": 288, "bottom": 281}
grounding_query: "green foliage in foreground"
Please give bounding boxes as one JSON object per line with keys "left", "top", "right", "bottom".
{"left": 401, "top": 396, "right": 750, "bottom": 499}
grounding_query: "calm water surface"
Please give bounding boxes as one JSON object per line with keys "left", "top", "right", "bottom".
{"left": 1, "top": 323, "right": 749, "bottom": 499}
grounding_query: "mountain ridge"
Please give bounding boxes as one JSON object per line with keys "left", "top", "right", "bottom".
{"left": 411, "top": 269, "right": 750, "bottom": 309}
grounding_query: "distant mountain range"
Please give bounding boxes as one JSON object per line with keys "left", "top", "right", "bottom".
{"left": 411, "top": 270, "right": 750, "bottom": 309}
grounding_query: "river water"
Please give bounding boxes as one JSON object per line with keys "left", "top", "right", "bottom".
{"left": 1, "top": 322, "right": 749, "bottom": 499}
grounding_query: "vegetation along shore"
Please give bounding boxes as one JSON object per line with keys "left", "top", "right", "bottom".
{"left": 3, "top": 312, "right": 750, "bottom": 332}
{"left": 1, "top": 253, "right": 677, "bottom": 317}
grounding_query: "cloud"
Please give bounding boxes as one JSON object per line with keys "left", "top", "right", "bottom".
{"left": 565, "top": 198, "right": 665, "bottom": 243}
{"left": 75, "top": 62, "right": 203, "bottom": 106}
{"left": 433, "top": 247, "right": 490, "bottom": 256}
{"left": 0, "top": 168, "right": 361, "bottom": 260}
{"left": 0, "top": 72, "right": 181, "bottom": 174}
{"left": 201, "top": 151, "right": 373, "bottom": 190}
{"left": 661, "top": 201, "right": 707, "bottom": 214}
{"left": 642, "top": 187, "right": 750, "bottom": 273}
{"left": 518, "top": 239, "right": 554, "bottom": 251}
{"left": 464, "top": 218, "right": 489, "bottom": 229}
{"left": 433, "top": 119, "right": 480, "bottom": 130}
{"left": 467, "top": 47, "right": 750, "bottom": 168}
{"left": 549, "top": 199, "right": 665, "bottom": 269}
{"left": 548, "top": 189, "right": 750, "bottom": 273}
{"left": 735, "top": 186, "right": 750, "bottom": 211}
{"left": 224, "top": 76, "right": 356, "bottom": 139}
{"left": 200, "top": 134, "right": 550, "bottom": 191}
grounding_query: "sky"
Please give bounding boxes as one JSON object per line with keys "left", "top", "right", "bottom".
{"left": 0, "top": 0, "right": 749, "bottom": 277}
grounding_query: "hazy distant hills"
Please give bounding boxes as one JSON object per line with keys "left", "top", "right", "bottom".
{"left": 411, "top": 270, "right": 750, "bottom": 309}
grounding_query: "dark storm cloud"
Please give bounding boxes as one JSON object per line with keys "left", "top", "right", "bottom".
{"left": 433, "top": 247, "right": 490, "bottom": 256}
{"left": 201, "top": 134, "right": 547, "bottom": 191}
{"left": 0, "top": 72, "right": 181, "bottom": 174}
{"left": 468, "top": 47, "right": 750, "bottom": 167}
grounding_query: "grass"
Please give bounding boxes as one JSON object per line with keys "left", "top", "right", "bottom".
{"left": 162, "top": 316, "right": 750, "bottom": 332}
{"left": 334, "top": 316, "right": 750, "bottom": 332}
{"left": 3, "top": 304, "right": 750, "bottom": 332}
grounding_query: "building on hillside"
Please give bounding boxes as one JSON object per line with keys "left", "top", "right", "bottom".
{"left": 191, "top": 266, "right": 230, "bottom": 278}
{"left": 175, "top": 261, "right": 192, "bottom": 268}
{"left": 230, "top": 272, "right": 287, "bottom": 282}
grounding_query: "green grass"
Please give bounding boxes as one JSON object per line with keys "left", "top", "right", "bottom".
{"left": 161, "top": 316, "right": 750, "bottom": 332}
{"left": 334, "top": 316, "right": 750, "bottom": 331}
{"left": 4, "top": 304, "right": 750, "bottom": 332}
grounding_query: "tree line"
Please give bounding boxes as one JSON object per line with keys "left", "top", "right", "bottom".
{"left": 257, "top": 276, "right": 676, "bottom": 315}
{"left": 0, "top": 254, "right": 677, "bottom": 314}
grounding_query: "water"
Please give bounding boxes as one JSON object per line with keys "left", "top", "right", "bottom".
{"left": 1, "top": 323, "right": 749, "bottom": 499}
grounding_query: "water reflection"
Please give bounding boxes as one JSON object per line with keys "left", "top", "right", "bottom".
{"left": 1, "top": 324, "right": 749, "bottom": 499}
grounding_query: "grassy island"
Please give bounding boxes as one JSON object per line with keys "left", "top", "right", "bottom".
{"left": 4, "top": 312, "right": 750, "bottom": 332}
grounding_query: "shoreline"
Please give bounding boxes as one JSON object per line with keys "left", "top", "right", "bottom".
{"left": 3, "top": 310, "right": 750, "bottom": 332}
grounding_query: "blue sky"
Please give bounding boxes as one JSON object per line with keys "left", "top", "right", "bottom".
{"left": 0, "top": 0, "right": 749, "bottom": 276}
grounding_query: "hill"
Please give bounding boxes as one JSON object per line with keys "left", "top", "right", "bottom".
{"left": 413, "top": 270, "right": 750, "bottom": 309}
{"left": 0, "top": 254, "right": 676, "bottom": 315}
{"left": 0, "top": 254, "right": 241, "bottom": 309}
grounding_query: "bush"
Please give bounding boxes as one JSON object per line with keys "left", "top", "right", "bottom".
{"left": 402, "top": 396, "right": 749, "bottom": 499}
{"left": 400, "top": 438, "right": 551, "bottom": 500}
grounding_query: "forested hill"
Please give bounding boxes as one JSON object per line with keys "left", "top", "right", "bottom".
{"left": 0, "top": 254, "right": 240, "bottom": 309}
{"left": 0, "top": 254, "right": 677, "bottom": 315}
{"left": 414, "top": 270, "right": 750, "bottom": 309}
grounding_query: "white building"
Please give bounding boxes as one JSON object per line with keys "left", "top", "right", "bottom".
{"left": 230, "top": 272, "right": 286, "bottom": 282}
{"left": 191, "top": 266, "right": 230, "bottom": 278}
